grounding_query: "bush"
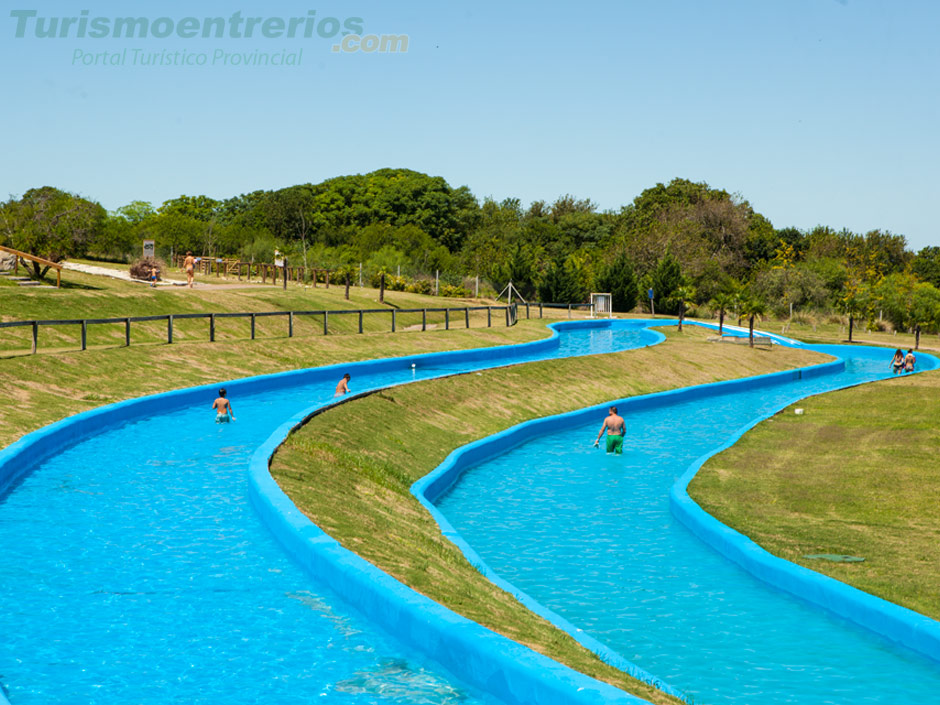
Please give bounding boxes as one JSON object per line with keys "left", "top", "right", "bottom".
{"left": 129, "top": 257, "right": 165, "bottom": 281}
{"left": 440, "top": 283, "right": 470, "bottom": 298}
{"left": 405, "top": 279, "right": 433, "bottom": 295}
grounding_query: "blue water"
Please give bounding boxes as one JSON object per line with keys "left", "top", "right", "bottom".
{"left": 0, "top": 322, "right": 658, "bottom": 704}
{"left": 436, "top": 346, "right": 940, "bottom": 704}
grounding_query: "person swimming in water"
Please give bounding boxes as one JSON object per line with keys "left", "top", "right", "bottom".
{"left": 212, "top": 388, "right": 235, "bottom": 423}
{"left": 335, "top": 373, "right": 351, "bottom": 396}
{"left": 903, "top": 348, "right": 916, "bottom": 373}
{"left": 594, "top": 406, "right": 626, "bottom": 454}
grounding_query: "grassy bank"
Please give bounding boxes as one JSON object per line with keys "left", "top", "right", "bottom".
{"left": 0, "top": 320, "right": 551, "bottom": 448}
{"left": 270, "top": 328, "right": 826, "bottom": 703}
{"left": 690, "top": 369, "right": 940, "bottom": 620}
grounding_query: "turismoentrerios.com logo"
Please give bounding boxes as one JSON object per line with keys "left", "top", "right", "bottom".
{"left": 8, "top": 9, "right": 408, "bottom": 53}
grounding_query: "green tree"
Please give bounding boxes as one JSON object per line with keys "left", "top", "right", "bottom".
{"left": 912, "top": 246, "right": 940, "bottom": 288}
{"left": 0, "top": 187, "right": 106, "bottom": 278}
{"left": 671, "top": 284, "right": 697, "bottom": 332}
{"left": 595, "top": 251, "right": 638, "bottom": 312}
{"left": 538, "top": 255, "right": 585, "bottom": 304}
{"left": 739, "top": 296, "right": 768, "bottom": 347}
{"left": 709, "top": 291, "right": 737, "bottom": 336}
{"left": 643, "top": 251, "right": 684, "bottom": 314}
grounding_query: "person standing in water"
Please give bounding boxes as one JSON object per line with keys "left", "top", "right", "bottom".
{"left": 212, "top": 388, "right": 235, "bottom": 423}
{"left": 904, "top": 348, "right": 916, "bottom": 373}
{"left": 891, "top": 349, "right": 904, "bottom": 374}
{"left": 335, "top": 373, "right": 351, "bottom": 396}
{"left": 594, "top": 406, "right": 626, "bottom": 454}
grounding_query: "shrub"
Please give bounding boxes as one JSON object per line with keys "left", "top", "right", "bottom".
{"left": 405, "top": 279, "right": 432, "bottom": 295}
{"left": 440, "top": 283, "right": 470, "bottom": 298}
{"left": 129, "top": 257, "right": 165, "bottom": 281}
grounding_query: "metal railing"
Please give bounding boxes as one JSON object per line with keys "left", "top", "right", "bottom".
{"left": 0, "top": 304, "right": 518, "bottom": 356}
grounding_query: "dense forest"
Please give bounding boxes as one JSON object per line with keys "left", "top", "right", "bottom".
{"left": 2, "top": 169, "right": 940, "bottom": 338}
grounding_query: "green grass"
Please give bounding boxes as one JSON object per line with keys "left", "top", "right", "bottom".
{"left": 689, "top": 369, "right": 940, "bottom": 620}
{"left": 270, "top": 328, "right": 827, "bottom": 704}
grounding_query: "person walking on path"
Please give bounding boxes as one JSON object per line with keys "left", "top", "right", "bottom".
{"left": 183, "top": 251, "right": 196, "bottom": 288}
{"left": 594, "top": 406, "right": 626, "bottom": 454}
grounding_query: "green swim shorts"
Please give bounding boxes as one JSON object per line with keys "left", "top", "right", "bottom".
{"left": 606, "top": 434, "right": 623, "bottom": 454}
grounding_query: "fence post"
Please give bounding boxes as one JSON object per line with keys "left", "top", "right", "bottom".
{"left": 358, "top": 310, "right": 363, "bottom": 334}
{"left": 465, "top": 307, "right": 470, "bottom": 328}
{"left": 167, "top": 315, "right": 173, "bottom": 344}
{"left": 505, "top": 306, "right": 510, "bottom": 327}
{"left": 445, "top": 309, "right": 449, "bottom": 330}
{"left": 391, "top": 310, "right": 396, "bottom": 332}
{"left": 125, "top": 318, "right": 130, "bottom": 347}
{"left": 210, "top": 314, "right": 215, "bottom": 342}
{"left": 568, "top": 304, "right": 572, "bottom": 319}
{"left": 250, "top": 313, "right": 256, "bottom": 340}
{"left": 487, "top": 307, "right": 492, "bottom": 327}
{"left": 81, "top": 321, "right": 87, "bottom": 350}
{"left": 31, "top": 321, "right": 38, "bottom": 354}
{"left": 539, "top": 302, "right": 543, "bottom": 318}
{"left": 326, "top": 271, "right": 330, "bottom": 288}
{"left": 422, "top": 309, "right": 427, "bottom": 331}
{"left": 262, "top": 266, "right": 267, "bottom": 284}
{"left": 289, "top": 312, "right": 294, "bottom": 338}
{"left": 323, "top": 311, "right": 328, "bottom": 335}
{"left": 525, "top": 303, "right": 530, "bottom": 319}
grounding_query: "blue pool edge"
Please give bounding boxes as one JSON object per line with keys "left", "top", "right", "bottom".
{"left": 669, "top": 353, "right": 940, "bottom": 664}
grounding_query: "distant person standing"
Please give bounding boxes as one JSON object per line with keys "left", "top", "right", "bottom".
{"left": 212, "top": 388, "right": 235, "bottom": 423}
{"left": 149, "top": 265, "right": 159, "bottom": 288}
{"left": 594, "top": 406, "right": 626, "bottom": 455}
{"left": 335, "top": 373, "right": 351, "bottom": 396}
{"left": 183, "top": 251, "right": 196, "bottom": 288}
{"left": 904, "top": 348, "right": 916, "bottom": 373}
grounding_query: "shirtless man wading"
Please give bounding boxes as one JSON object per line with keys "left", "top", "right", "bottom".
{"left": 594, "top": 406, "right": 625, "bottom": 454}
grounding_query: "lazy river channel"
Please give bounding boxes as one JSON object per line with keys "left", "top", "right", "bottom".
{"left": 435, "top": 338, "right": 940, "bottom": 704}
{"left": 1, "top": 319, "right": 937, "bottom": 704}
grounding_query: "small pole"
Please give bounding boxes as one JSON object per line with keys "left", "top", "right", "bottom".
{"left": 250, "top": 313, "right": 256, "bottom": 340}
{"left": 289, "top": 312, "right": 294, "bottom": 337}
{"left": 475, "top": 275, "right": 479, "bottom": 298}
{"left": 445, "top": 309, "right": 450, "bottom": 330}
{"left": 326, "top": 271, "right": 330, "bottom": 288}
{"left": 125, "top": 317, "right": 130, "bottom": 346}
{"left": 465, "top": 307, "right": 470, "bottom": 328}
{"left": 539, "top": 302, "right": 543, "bottom": 318}
{"left": 283, "top": 257, "right": 288, "bottom": 290}
{"left": 380, "top": 272, "right": 386, "bottom": 303}
{"left": 435, "top": 270, "right": 439, "bottom": 296}
{"left": 81, "top": 321, "right": 87, "bottom": 351}
{"left": 359, "top": 263, "right": 363, "bottom": 287}
{"left": 210, "top": 313, "right": 215, "bottom": 342}
{"left": 422, "top": 309, "right": 427, "bottom": 331}
{"left": 397, "top": 265, "right": 400, "bottom": 278}
{"left": 31, "top": 321, "right": 38, "bottom": 354}
{"left": 505, "top": 306, "right": 510, "bottom": 326}
{"left": 526, "top": 303, "right": 530, "bottom": 319}
{"left": 568, "top": 304, "right": 572, "bottom": 319}
{"left": 167, "top": 315, "right": 174, "bottom": 344}
{"left": 358, "top": 310, "right": 363, "bottom": 334}
{"left": 323, "top": 311, "right": 329, "bottom": 335}
{"left": 487, "top": 307, "right": 492, "bottom": 327}
{"left": 391, "top": 309, "right": 396, "bottom": 332}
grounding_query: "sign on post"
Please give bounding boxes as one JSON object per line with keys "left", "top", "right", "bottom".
{"left": 143, "top": 239, "right": 155, "bottom": 259}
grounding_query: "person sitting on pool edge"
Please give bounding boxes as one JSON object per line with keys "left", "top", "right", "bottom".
{"left": 335, "top": 373, "right": 351, "bottom": 396}
{"left": 212, "top": 388, "right": 235, "bottom": 423}
{"left": 891, "top": 348, "right": 904, "bottom": 374}
{"left": 594, "top": 406, "right": 625, "bottom": 454}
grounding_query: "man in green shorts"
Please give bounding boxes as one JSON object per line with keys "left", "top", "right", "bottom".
{"left": 594, "top": 406, "right": 626, "bottom": 454}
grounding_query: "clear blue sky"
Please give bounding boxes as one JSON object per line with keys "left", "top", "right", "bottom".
{"left": 2, "top": 0, "right": 938, "bottom": 250}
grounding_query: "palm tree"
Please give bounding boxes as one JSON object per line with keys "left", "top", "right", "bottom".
{"left": 709, "top": 292, "right": 736, "bottom": 336}
{"left": 739, "top": 297, "right": 768, "bottom": 348}
{"left": 672, "top": 285, "right": 697, "bottom": 332}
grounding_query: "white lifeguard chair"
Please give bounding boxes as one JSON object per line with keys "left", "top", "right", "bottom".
{"left": 590, "top": 292, "right": 612, "bottom": 318}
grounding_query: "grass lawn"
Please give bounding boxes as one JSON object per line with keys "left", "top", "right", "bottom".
{"left": 270, "top": 327, "right": 826, "bottom": 704}
{"left": 690, "top": 368, "right": 940, "bottom": 621}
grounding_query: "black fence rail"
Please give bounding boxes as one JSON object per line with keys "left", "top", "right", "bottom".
{"left": 0, "top": 304, "right": 519, "bottom": 356}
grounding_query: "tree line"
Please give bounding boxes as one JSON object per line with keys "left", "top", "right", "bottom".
{"left": 2, "top": 170, "right": 939, "bottom": 341}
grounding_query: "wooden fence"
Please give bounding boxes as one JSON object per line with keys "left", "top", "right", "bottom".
{"left": 0, "top": 304, "right": 519, "bottom": 356}
{"left": 172, "top": 256, "right": 331, "bottom": 286}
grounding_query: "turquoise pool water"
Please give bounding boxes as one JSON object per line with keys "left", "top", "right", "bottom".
{"left": 0, "top": 321, "right": 658, "bottom": 704}
{"left": 436, "top": 345, "right": 940, "bottom": 704}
